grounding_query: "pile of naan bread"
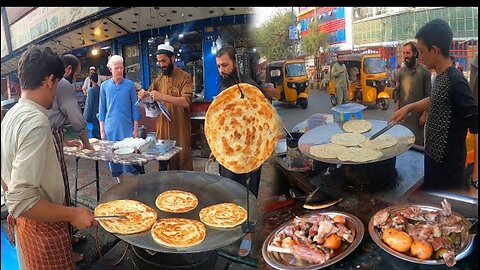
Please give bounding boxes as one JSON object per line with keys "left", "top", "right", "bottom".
{"left": 310, "top": 119, "right": 398, "bottom": 163}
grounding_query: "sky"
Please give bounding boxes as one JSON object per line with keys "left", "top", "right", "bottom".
{"left": 252, "top": 7, "right": 293, "bottom": 28}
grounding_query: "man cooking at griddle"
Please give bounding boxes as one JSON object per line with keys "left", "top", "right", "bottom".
{"left": 390, "top": 19, "right": 478, "bottom": 191}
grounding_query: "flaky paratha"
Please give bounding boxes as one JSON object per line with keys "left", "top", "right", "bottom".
{"left": 199, "top": 203, "right": 247, "bottom": 228}
{"left": 337, "top": 147, "right": 383, "bottom": 162}
{"left": 151, "top": 218, "right": 206, "bottom": 248}
{"left": 331, "top": 133, "right": 366, "bottom": 147}
{"left": 360, "top": 134, "right": 398, "bottom": 150}
{"left": 205, "top": 83, "right": 282, "bottom": 174}
{"left": 94, "top": 200, "right": 157, "bottom": 234}
{"left": 342, "top": 119, "right": 372, "bottom": 133}
{"left": 310, "top": 143, "right": 348, "bottom": 159}
{"left": 155, "top": 190, "right": 198, "bottom": 213}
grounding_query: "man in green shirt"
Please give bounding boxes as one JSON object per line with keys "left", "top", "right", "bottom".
{"left": 331, "top": 53, "right": 349, "bottom": 104}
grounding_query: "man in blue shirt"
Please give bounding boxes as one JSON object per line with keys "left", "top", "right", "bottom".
{"left": 99, "top": 55, "right": 141, "bottom": 182}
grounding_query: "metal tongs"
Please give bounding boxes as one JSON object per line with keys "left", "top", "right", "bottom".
{"left": 94, "top": 215, "right": 127, "bottom": 220}
{"left": 370, "top": 112, "right": 412, "bottom": 140}
{"left": 232, "top": 71, "right": 245, "bottom": 99}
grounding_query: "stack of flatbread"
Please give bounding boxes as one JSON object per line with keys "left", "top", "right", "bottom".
{"left": 309, "top": 119, "right": 399, "bottom": 162}
{"left": 205, "top": 83, "right": 282, "bottom": 174}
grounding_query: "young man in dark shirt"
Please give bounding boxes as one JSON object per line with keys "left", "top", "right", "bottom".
{"left": 390, "top": 19, "right": 478, "bottom": 190}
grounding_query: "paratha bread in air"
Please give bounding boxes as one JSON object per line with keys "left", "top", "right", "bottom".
{"left": 342, "top": 119, "right": 372, "bottom": 133}
{"left": 360, "top": 134, "right": 398, "bottom": 150}
{"left": 331, "top": 133, "right": 366, "bottom": 147}
{"left": 205, "top": 83, "right": 282, "bottom": 174}
{"left": 199, "top": 203, "right": 247, "bottom": 228}
{"left": 310, "top": 143, "right": 348, "bottom": 159}
{"left": 337, "top": 147, "right": 383, "bottom": 162}
{"left": 151, "top": 218, "right": 206, "bottom": 248}
{"left": 94, "top": 200, "right": 157, "bottom": 234}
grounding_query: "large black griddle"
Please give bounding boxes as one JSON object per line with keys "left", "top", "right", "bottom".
{"left": 98, "top": 170, "right": 259, "bottom": 254}
{"left": 298, "top": 119, "right": 415, "bottom": 165}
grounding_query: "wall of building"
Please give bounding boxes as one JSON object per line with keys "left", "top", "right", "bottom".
{"left": 353, "top": 7, "right": 478, "bottom": 46}
{"left": 297, "top": 7, "right": 353, "bottom": 51}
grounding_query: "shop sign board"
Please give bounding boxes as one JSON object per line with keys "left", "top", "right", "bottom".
{"left": 9, "top": 7, "right": 103, "bottom": 51}
{"left": 123, "top": 44, "right": 142, "bottom": 88}
{"left": 289, "top": 26, "right": 298, "bottom": 40}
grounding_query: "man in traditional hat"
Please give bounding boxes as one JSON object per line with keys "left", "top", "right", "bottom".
{"left": 138, "top": 44, "right": 193, "bottom": 170}
{"left": 82, "top": 66, "right": 109, "bottom": 95}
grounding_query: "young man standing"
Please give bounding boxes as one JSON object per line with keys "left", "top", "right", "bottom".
{"left": 138, "top": 44, "right": 193, "bottom": 170}
{"left": 390, "top": 19, "right": 478, "bottom": 190}
{"left": 1, "top": 46, "right": 95, "bottom": 270}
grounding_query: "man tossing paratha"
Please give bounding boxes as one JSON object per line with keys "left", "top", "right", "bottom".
{"left": 205, "top": 82, "right": 281, "bottom": 196}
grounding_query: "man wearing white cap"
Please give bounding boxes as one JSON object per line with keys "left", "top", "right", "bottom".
{"left": 138, "top": 44, "right": 193, "bottom": 170}
{"left": 82, "top": 66, "right": 108, "bottom": 95}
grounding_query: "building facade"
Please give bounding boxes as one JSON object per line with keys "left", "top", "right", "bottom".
{"left": 298, "top": 7, "right": 478, "bottom": 73}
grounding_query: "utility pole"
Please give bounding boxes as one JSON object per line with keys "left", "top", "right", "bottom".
{"left": 292, "top": 7, "right": 296, "bottom": 57}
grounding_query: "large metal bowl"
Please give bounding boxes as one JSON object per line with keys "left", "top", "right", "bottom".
{"left": 368, "top": 204, "right": 476, "bottom": 265}
{"left": 262, "top": 211, "right": 364, "bottom": 270}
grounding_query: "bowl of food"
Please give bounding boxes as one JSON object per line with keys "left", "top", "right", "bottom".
{"left": 114, "top": 148, "right": 135, "bottom": 159}
{"left": 262, "top": 211, "right": 364, "bottom": 269}
{"left": 368, "top": 199, "right": 475, "bottom": 267}
{"left": 155, "top": 140, "right": 176, "bottom": 153}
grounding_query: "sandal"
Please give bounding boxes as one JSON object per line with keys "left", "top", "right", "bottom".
{"left": 72, "top": 232, "right": 87, "bottom": 246}
{"left": 73, "top": 252, "right": 85, "bottom": 263}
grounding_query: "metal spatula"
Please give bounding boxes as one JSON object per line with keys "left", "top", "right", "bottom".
{"left": 94, "top": 215, "right": 127, "bottom": 220}
{"left": 303, "top": 186, "right": 342, "bottom": 210}
{"left": 370, "top": 112, "right": 412, "bottom": 140}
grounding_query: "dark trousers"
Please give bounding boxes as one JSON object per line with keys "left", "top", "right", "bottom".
{"left": 219, "top": 165, "right": 262, "bottom": 197}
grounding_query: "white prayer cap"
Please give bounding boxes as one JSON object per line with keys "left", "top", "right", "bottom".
{"left": 156, "top": 44, "right": 174, "bottom": 55}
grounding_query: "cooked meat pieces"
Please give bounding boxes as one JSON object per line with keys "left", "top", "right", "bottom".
{"left": 270, "top": 214, "right": 355, "bottom": 264}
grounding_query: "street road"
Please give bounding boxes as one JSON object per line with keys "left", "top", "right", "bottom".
{"left": 274, "top": 89, "right": 395, "bottom": 130}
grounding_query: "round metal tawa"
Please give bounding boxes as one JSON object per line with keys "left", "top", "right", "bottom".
{"left": 369, "top": 204, "right": 475, "bottom": 265}
{"left": 262, "top": 211, "right": 364, "bottom": 270}
{"left": 298, "top": 120, "right": 415, "bottom": 164}
{"left": 98, "top": 170, "right": 259, "bottom": 253}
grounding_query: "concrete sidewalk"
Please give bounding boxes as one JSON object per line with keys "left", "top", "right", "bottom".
{"left": 1, "top": 151, "right": 294, "bottom": 269}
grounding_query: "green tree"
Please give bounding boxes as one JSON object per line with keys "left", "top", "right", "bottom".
{"left": 253, "top": 10, "right": 295, "bottom": 61}
{"left": 302, "top": 21, "right": 328, "bottom": 56}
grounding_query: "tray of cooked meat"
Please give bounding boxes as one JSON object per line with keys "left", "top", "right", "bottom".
{"left": 369, "top": 199, "right": 476, "bottom": 267}
{"left": 262, "top": 211, "right": 364, "bottom": 269}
